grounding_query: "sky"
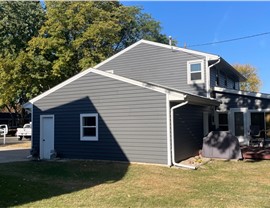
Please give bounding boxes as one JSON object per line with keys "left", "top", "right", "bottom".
{"left": 122, "top": 1, "right": 270, "bottom": 93}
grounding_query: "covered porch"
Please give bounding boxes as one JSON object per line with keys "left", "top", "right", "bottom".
{"left": 214, "top": 87, "right": 270, "bottom": 146}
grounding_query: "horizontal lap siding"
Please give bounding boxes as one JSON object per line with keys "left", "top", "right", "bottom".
{"left": 173, "top": 104, "right": 210, "bottom": 162}
{"left": 98, "top": 43, "right": 207, "bottom": 96}
{"left": 33, "top": 73, "right": 167, "bottom": 164}
{"left": 216, "top": 92, "right": 270, "bottom": 111}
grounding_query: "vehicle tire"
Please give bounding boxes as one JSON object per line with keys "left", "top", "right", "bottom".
{"left": 18, "top": 136, "right": 23, "bottom": 141}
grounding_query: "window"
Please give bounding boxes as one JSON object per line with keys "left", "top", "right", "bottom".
{"left": 218, "top": 113, "right": 228, "bottom": 131}
{"left": 80, "top": 114, "right": 98, "bottom": 141}
{"left": 187, "top": 60, "right": 204, "bottom": 84}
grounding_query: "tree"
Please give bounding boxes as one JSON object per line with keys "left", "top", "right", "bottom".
{"left": 20, "top": 1, "right": 172, "bottom": 99}
{"left": 0, "top": 1, "right": 45, "bottom": 124}
{"left": 233, "top": 64, "right": 262, "bottom": 92}
{"left": 0, "top": 1, "right": 173, "bottom": 121}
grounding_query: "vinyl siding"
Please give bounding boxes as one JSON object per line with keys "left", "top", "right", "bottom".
{"left": 172, "top": 103, "right": 211, "bottom": 162}
{"left": 32, "top": 73, "right": 168, "bottom": 164}
{"left": 97, "top": 42, "right": 207, "bottom": 96}
{"left": 215, "top": 92, "right": 270, "bottom": 111}
{"left": 210, "top": 67, "right": 240, "bottom": 90}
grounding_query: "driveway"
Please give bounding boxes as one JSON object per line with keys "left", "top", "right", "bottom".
{"left": 0, "top": 136, "right": 31, "bottom": 163}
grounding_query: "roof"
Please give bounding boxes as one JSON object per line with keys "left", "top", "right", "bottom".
{"left": 219, "top": 58, "right": 247, "bottom": 82}
{"left": 24, "top": 68, "right": 220, "bottom": 109}
{"left": 214, "top": 86, "right": 270, "bottom": 99}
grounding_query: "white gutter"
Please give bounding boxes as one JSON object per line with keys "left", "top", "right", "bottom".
{"left": 170, "top": 101, "right": 196, "bottom": 170}
{"left": 208, "top": 58, "right": 221, "bottom": 69}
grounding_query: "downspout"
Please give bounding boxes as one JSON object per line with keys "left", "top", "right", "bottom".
{"left": 208, "top": 58, "right": 220, "bottom": 69}
{"left": 170, "top": 101, "right": 196, "bottom": 170}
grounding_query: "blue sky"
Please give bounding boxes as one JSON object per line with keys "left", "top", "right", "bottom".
{"left": 122, "top": 1, "right": 270, "bottom": 93}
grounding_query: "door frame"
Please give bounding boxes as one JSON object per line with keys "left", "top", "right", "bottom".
{"left": 40, "top": 115, "right": 55, "bottom": 159}
{"left": 229, "top": 108, "right": 248, "bottom": 144}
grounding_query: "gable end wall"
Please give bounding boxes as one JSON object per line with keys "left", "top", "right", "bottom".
{"left": 32, "top": 73, "right": 168, "bottom": 164}
{"left": 97, "top": 43, "right": 207, "bottom": 96}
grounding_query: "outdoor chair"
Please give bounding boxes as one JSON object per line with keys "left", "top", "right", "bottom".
{"left": 249, "top": 125, "right": 264, "bottom": 147}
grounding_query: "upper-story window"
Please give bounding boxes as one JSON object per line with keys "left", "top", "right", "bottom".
{"left": 187, "top": 60, "right": 204, "bottom": 84}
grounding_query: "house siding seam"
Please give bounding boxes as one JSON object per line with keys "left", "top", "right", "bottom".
{"left": 97, "top": 42, "right": 207, "bottom": 96}
{"left": 32, "top": 72, "right": 168, "bottom": 164}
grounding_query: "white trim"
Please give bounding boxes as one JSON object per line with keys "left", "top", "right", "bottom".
{"left": 80, "top": 113, "right": 98, "bottom": 141}
{"left": 205, "top": 57, "right": 210, "bottom": 98}
{"left": 170, "top": 101, "right": 196, "bottom": 169}
{"left": 166, "top": 94, "right": 172, "bottom": 166}
{"left": 216, "top": 111, "right": 229, "bottom": 130}
{"left": 214, "top": 86, "right": 270, "bottom": 99}
{"left": 91, "top": 69, "right": 186, "bottom": 100}
{"left": 187, "top": 59, "right": 205, "bottom": 84}
{"left": 40, "top": 115, "right": 55, "bottom": 159}
{"left": 24, "top": 68, "right": 186, "bottom": 108}
{"left": 24, "top": 39, "right": 220, "bottom": 108}
{"left": 248, "top": 108, "right": 270, "bottom": 113}
{"left": 94, "top": 39, "right": 219, "bottom": 70}
{"left": 24, "top": 68, "right": 94, "bottom": 108}
{"left": 94, "top": 40, "right": 143, "bottom": 69}
{"left": 229, "top": 108, "right": 248, "bottom": 144}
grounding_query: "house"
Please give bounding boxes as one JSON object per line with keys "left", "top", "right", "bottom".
{"left": 24, "top": 39, "right": 270, "bottom": 166}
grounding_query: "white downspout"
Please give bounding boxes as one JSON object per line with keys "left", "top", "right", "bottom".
{"left": 170, "top": 101, "right": 196, "bottom": 170}
{"left": 208, "top": 58, "right": 221, "bottom": 69}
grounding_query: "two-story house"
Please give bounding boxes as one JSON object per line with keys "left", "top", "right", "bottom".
{"left": 24, "top": 39, "right": 270, "bottom": 166}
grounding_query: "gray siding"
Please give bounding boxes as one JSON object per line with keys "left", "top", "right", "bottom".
{"left": 210, "top": 67, "right": 240, "bottom": 90}
{"left": 98, "top": 42, "right": 207, "bottom": 96}
{"left": 210, "top": 67, "right": 217, "bottom": 88}
{"left": 172, "top": 103, "right": 211, "bottom": 162}
{"left": 215, "top": 92, "right": 270, "bottom": 111}
{"left": 33, "top": 73, "right": 168, "bottom": 164}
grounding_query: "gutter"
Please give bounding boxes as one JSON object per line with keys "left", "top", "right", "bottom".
{"left": 170, "top": 101, "right": 196, "bottom": 170}
{"left": 208, "top": 58, "right": 221, "bottom": 69}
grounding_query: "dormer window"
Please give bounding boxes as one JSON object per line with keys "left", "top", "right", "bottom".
{"left": 187, "top": 60, "right": 204, "bottom": 84}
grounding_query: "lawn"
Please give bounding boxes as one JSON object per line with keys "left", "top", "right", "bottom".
{"left": 0, "top": 160, "right": 269, "bottom": 208}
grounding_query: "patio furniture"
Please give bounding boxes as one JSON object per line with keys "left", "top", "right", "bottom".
{"left": 249, "top": 125, "right": 264, "bottom": 147}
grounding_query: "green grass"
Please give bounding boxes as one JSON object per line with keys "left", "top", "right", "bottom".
{"left": 0, "top": 160, "right": 270, "bottom": 207}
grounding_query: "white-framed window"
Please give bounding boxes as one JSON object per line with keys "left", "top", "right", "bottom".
{"left": 187, "top": 60, "right": 205, "bottom": 84}
{"left": 80, "top": 113, "right": 98, "bottom": 141}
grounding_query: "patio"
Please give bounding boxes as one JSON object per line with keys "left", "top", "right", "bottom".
{"left": 241, "top": 145, "right": 270, "bottom": 160}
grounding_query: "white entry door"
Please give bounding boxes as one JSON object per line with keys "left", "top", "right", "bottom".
{"left": 40, "top": 115, "right": 54, "bottom": 159}
{"left": 229, "top": 108, "right": 248, "bottom": 144}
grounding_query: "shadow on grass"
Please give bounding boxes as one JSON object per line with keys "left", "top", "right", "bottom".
{"left": 0, "top": 160, "right": 129, "bottom": 207}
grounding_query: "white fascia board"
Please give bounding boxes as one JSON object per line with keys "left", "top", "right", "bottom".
{"left": 94, "top": 39, "right": 219, "bottom": 70}
{"left": 24, "top": 67, "right": 186, "bottom": 108}
{"left": 25, "top": 67, "right": 94, "bottom": 107}
{"left": 94, "top": 40, "right": 145, "bottom": 69}
{"left": 214, "top": 86, "right": 270, "bottom": 99}
{"left": 139, "top": 39, "right": 220, "bottom": 61}
{"left": 91, "top": 69, "right": 186, "bottom": 100}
